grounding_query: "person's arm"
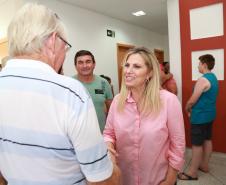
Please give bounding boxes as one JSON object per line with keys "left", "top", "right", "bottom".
{"left": 103, "top": 97, "right": 117, "bottom": 145}
{"left": 86, "top": 141, "right": 121, "bottom": 185}
{"left": 105, "top": 99, "right": 112, "bottom": 113}
{"left": 87, "top": 164, "right": 121, "bottom": 185}
{"left": 67, "top": 87, "right": 120, "bottom": 184}
{"left": 161, "top": 71, "right": 173, "bottom": 85}
{"left": 165, "top": 94, "right": 186, "bottom": 185}
{"left": 111, "top": 85, "right": 114, "bottom": 97}
{"left": 159, "top": 166, "right": 177, "bottom": 185}
{"left": 104, "top": 80, "right": 113, "bottom": 113}
{"left": 166, "top": 80, "right": 178, "bottom": 95}
{"left": 185, "top": 77, "right": 210, "bottom": 116}
{"left": 106, "top": 142, "right": 118, "bottom": 164}
{"left": 0, "top": 174, "right": 7, "bottom": 185}
{"left": 100, "top": 98, "right": 121, "bottom": 185}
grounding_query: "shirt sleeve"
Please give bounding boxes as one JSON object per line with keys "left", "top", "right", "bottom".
{"left": 104, "top": 80, "right": 113, "bottom": 100}
{"left": 67, "top": 94, "right": 113, "bottom": 182}
{"left": 166, "top": 94, "right": 185, "bottom": 171}
{"left": 103, "top": 97, "right": 117, "bottom": 145}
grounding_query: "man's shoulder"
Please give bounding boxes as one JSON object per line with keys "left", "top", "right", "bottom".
{"left": 95, "top": 75, "right": 107, "bottom": 82}
{"left": 93, "top": 75, "right": 109, "bottom": 86}
{"left": 203, "top": 73, "right": 218, "bottom": 82}
{"left": 97, "top": 75, "right": 112, "bottom": 87}
{"left": 71, "top": 74, "right": 77, "bottom": 79}
{"left": 56, "top": 74, "right": 90, "bottom": 101}
{"left": 197, "top": 76, "right": 209, "bottom": 85}
{"left": 58, "top": 74, "right": 82, "bottom": 87}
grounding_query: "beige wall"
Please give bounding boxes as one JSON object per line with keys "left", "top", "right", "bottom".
{"left": 0, "top": 38, "right": 8, "bottom": 64}
{"left": 0, "top": 0, "right": 169, "bottom": 94}
{"left": 0, "top": 0, "right": 23, "bottom": 39}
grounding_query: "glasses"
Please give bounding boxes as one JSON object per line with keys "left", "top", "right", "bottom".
{"left": 57, "top": 35, "right": 72, "bottom": 51}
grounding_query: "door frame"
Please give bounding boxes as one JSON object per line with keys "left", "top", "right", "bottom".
{"left": 117, "top": 43, "right": 134, "bottom": 90}
{"left": 154, "top": 48, "right": 164, "bottom": 64}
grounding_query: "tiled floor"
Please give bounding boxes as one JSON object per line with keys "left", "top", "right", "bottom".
{"left": 178, "top": 149, "right": 226, "bottom": 185}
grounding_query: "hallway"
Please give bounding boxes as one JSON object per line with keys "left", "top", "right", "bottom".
{"left": 178, "top": 149, "right": 226, "bottom": 185}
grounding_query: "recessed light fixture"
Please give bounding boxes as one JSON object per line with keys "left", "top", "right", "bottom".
{"left": 132, "top": 11, "right": 146, "bottom": 17}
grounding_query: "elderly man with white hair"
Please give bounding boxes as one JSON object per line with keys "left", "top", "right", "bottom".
{"left": 0, "top": 3, "right": 120, "bottom": 185}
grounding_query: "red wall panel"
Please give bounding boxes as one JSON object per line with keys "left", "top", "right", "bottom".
{"left": 179, "top": 0, "right": 226, "bottom": 153}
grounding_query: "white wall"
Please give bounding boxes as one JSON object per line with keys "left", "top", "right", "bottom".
{"left": 163, "top": 34, "right": 170, "bottom": 62}
{"left": 167, "top": 0, "right": 182, "bottom": 101}
{"left": 0, "top": 0, "right": 169, "bottom": 94}
{"left": 0, "top": 0, "right": 23, "bottom": 38}
{"left": 190, "top": 3, "right": 223, "bottom": 40}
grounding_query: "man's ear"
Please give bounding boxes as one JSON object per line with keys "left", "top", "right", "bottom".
{"left": 203, "top": 63, "right": 208, "bottom": 69}
{"left": 42, "top": 32, "right": 58, "bottom": 67}
{"left": 45, "top": 32, "right": 57, "bottom": 54}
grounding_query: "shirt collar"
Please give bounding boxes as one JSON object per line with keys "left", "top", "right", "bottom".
{"left": 4, "top": 59, "right": 56, "bottom": 73}
{"left": 126, "top": 91, "right": 136, "bottom": 103}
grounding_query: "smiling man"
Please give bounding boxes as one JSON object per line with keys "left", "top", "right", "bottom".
{"left": 73, "top": 50, "right": 113, "bottom": 133}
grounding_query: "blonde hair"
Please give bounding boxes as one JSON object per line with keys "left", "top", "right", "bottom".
{"left": 118, "top": 47, "right": 161, "bottom": 115}
{"left": 7, "top": 3, "right": 66, "bottom": 57}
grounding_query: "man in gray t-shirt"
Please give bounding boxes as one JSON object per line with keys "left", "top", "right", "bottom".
{"left": 73, "top": 50, "right": 113, "bottom": 132}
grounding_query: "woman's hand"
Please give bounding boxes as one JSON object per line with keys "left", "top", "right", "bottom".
{"left": 107, "top": 142, "right": 118, "bottom": 164}
{"left": 159, "top": 165, "right": 177, "bottom": 185}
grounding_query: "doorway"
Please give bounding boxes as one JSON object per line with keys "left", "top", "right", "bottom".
{"left": 117, "top": 43, "right": 134, "bottom": 90}
{"left": 154, "top": 49, "right": 164, "bottom": 64}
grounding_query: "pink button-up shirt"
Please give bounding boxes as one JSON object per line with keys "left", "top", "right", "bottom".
{"left": 103, "top": 90, "right": 185, "bottom": 185}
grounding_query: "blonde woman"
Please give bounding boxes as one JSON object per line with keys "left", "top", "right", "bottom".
{"left": 103, "top": 47, "right": 185, "bottom": 185}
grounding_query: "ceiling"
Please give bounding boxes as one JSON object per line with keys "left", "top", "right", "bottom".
{"left": 58, "top": 0, "right": 168, "bottom": 35}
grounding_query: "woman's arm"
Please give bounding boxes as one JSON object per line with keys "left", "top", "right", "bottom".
{"left": 106, "top": 142, "right": 118, "bottom": 164}
{"left": 159, "top": 165, "right": 177, "bottom": 185}
{"left": 103, "top": 97, "right": 117, "bottom": 146}
{"left": 166, "top": 94, "right": 186, "bottom": 181}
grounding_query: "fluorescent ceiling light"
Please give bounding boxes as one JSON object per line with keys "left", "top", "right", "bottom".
{"left": 132, "top": 11, "right": 146, "bottom": 16}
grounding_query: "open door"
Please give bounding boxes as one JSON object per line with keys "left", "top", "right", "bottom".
{"left": 117, "top": 43, "right": 134, "bottom": 91}
{"left": 154, "top": 49, "right": 164, "bottom": 64}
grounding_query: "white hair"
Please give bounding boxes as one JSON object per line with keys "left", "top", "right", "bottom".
{"left": 7, "top": 3, "right": 66, "bottom": 57}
